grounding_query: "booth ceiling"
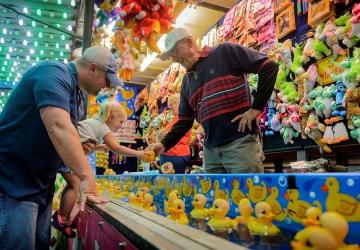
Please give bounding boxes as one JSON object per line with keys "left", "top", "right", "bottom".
{"left": 0, "top": 0, "right": 80, "bottom": 84}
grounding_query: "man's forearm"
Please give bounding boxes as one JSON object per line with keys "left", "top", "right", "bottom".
{"left": 41, "top": 107, "right": 94, "bottom": 181}
{"left": 161, "top": 119, "right": 194, "bottom": 151}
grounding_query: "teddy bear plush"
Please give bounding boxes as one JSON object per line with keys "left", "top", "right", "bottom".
{"left": 345, "top": 87, "right": 360, "bottom": 129}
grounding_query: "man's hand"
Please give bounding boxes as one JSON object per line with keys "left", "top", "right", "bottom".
{"left": 231, "top": 109, "right": 261, "bottom": 132}
{"left": 149, "top": 142, "right": 165, "bottom": 156}
{"left": 82, "top": 141, "right": 96, "bottom": 154}
{"left": 79, "top": 177, "right": 98, "bottom": 211}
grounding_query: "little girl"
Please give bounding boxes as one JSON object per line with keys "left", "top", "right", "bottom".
{"left": 53, "top": 101, "right": 145, "bottom": 237}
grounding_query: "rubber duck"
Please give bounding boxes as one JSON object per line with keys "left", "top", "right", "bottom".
{"left": 291, "top": 226, "right": 338, "bottom": 250}
{"left": 320, "top": 212, "right": 360, "bottom": 250}
{"left": 128, "top": 192, "right": 136, "bottom": 205}
{"left": 233, "top": 198, "right": 255, "bottom": 228}
{"left": 120, "top": 184, "right": 130, "bottom": 198}
{"left": 190, "top": 194, "right": 210, "bottom": 219}
{"left": 265, "top": 187, "right": 286, "bottom": 221}
{"left": 164, "top": 189, "right": 180, "bottom": 215}
{"left": 231, "top": 178, "right": 246, "bottom": 205}
{"left": 246, "top": 178, "right": 267, "bottom": 203}
{"left": 302, "top": 207, "right": 322, "bottom": 227}
{"left": 213, "top": 180, "right": 229, "bottom": 201}
{"left": 199, "top": 176, "right": 211, "bottom": 194}
{"left": 321, "top": 177, "right": 360, "bottom": 221}
{"left": 113, "top": 186, "right": 122, "bottom": 199}
{"left": 207, "top": 199, "right": 233, "bottom": 233}
{"left": 143, "top": 193, "right": 157, "bottom": 213}
{"left": 167, "top": 199, "right": 189, "bottom": 225}
{"left": 134, "top": 191, "right": 144, "bottom": 207}
{"left": 248, "top": 201, "right": 281, "bottom": 236}
{"left": 284, "top": 189, "right": 320, "bottom": 224}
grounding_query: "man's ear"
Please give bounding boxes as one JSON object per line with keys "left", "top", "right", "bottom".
{"left": 89, "top": 63, "right": 97, "bottom": 73}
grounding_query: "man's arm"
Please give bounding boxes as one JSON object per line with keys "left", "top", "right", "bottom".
{"left": 40, "top": 106, "right": 99, "bottom": 209}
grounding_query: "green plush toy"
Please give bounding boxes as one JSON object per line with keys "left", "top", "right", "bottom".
{"left": 275, "top": 63, "right": 287, "bottom": 90}
{"left": 350, "top": 115, "right": 360, "bottom": 143}
{"left": 291, "top": 44, "right": 305, "bottom": 76}
{"left": 313, "top": 23, "right": 332, "bottom": 60}
{"left": 349, "top": 47, "right": 360, "bottom": 83}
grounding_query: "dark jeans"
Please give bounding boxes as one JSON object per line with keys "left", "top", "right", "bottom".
{"left": 0, "top": 192, "right": 52, "bottom": 250}
{"left": 159, "top": 155, "right": 190, "bottom": 174}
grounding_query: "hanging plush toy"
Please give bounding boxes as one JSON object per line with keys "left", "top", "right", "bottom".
{"left": 350, "top": 116, "right": 360, "bottom": 143}
{"left": 305, "top": 112, "right": 332, "bottom": 153}
{"left": 301, "top": 32, "right": 315, "bottom": 63}
{"left": 120, "top": 36, "right": 135, "bottom": 81}
{"left": 290, "top": 44, "right": 305, "bottom": 76}
{"left": 331, "top": 81, "right": 347, "bottom": 117}
{"left": 312, "top": 23, "right": 332, "bottom": 60}
{"left": 349, "top": 47, "right": 360, "bottom": 83}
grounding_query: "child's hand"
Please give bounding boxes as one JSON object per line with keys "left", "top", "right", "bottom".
{"left": 142, "top": 150, "right": 156, "bottom": 163}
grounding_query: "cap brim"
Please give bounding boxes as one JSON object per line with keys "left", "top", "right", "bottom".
{"left": 107, "top": 72, "right": 123, "bottom": 87}
{"left": 158, "top": 51, "right": 171, "bottom": 61}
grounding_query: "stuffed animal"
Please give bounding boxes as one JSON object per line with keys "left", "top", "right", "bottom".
{"left": 308, "top": 86, "right": 324, "bottom": 118}
{"left": 331, "top": 81, "right": 347, "bottom": 117}
{"left": 280, "top": 117, "right": 299, "bottom": 144}
{"left": 277, "top": 82, "right": 299, "bottom": 103}
{"left": 333, "top": 121, "right": 349, "bottom": 144}
{"left": 349, "top": 47, "right": 360, "bottom": 83}
{"left": 313, "top": 23, "right": 332, "bottom": 60}
{"left": 318, "top": 17, "right": 347, "bottom": 58}
{"left": 331, "top": 58, "right": 359, "bottom": 89}
{"left": 295, "top": 74, "right": 309, "bottom": 139}
{"left": 98, "top": 0, "right": 119, "bottom": 12}
{"left": 287, "top": 104, "right": 301, "bottom": 133}
{"left": 291, "top": 44, "right": 305, "bottom": 76}
{"left": 348, "top": 3, "right": 360, "bottom": 41}
{"left": 350, "top": 116, "right": 360, "bottom": 143}
{"left": 274, "top": 40, "right": 293, "bottom": 76}
{"left": 302, "top": 64, "right": 318, "bottom": 102}
{"left": 335, "top": 12, "right": 352, "bottom": 42}
{"left": 275, "top": 63, "right": 287, "bottom": 90}
{"left": 120, "top": 36, "right": 135, "bottom": 81}
{"left": 321, "top": 84, "right": 336, "bottom": 121}
{"left": 305, "top": 112, "right": 332, "bottom": 153}
{"left": 345, "top": 87, "right": 360, "bottom": 129}
{"left": 301, "top": 32, "right": 315, "bottom": 64}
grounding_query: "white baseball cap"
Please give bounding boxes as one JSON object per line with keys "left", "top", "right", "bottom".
{"left": 159, "top": 27, "right": 192, "bottom": 61}
{"left": 81, "top": 45, "right": 123, "bottom": 87}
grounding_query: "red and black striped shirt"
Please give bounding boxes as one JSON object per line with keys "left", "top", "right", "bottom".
{"left": 161, "top": 42, "right": 278, "bottom": 150}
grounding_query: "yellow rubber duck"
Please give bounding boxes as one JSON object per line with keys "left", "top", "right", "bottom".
{"left": 167, "top": 199, "right": 189, "bottom": 225}
{"left": 113, "top": 186, "right": 122, "bottom": 199}
{"left": 321, "top": 177, "right": 360, "bottom": 222}
{"left": 284, "top": 189, "right": 320, "bottom": 224}
{"left": 213, "top": 180, "right": 229, "bottom": 201}
{"left": 190, "top": 194, "right": 210, "bottom": 219}
{"left": 128, "top": 192, "right": 136, "bottom": 205}
{"left": 320, "top": 212, "right": 360, "bottom": 250}
{"left": 246, "top": 178, "right": 267, "bottom": 203}
{"left": 120, "top": 184, "right": 130, "bottom": 198}
{"left": 265, "top": 187, "right": 287, "bottom": 221}
{"left": 248, "top": 201, "right": 281, "bottom": 236}
{"left": 233, "top": 198, "right": 255, "bottom": 228}
{"left": 134, "top": 191, "right": 144, "bottom": 207}
{"left": 231, "top": 178, "right": 246, "bottom": 205}
{"left": 302, "top": 207, "right": 322, "bottom": 227}
{"left": 207, "top": 199, "right": 233, "bottom": 233}
{"left": 291, "top": 226, "right": 338, "bottom": 250}
{"left": 164, "top": 189, "right": 180, "bottom": 215}
{"left": 143, "top": 193, "right": 157, "bottom": 213}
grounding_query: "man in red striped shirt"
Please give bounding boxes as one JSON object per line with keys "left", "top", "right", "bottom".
{"left": 151, "top": 28, "right": 278, "bottom": 173}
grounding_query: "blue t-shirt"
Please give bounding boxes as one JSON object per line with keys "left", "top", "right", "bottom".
{"left": 0, "top": 61, "right": 84, "bottom": 205}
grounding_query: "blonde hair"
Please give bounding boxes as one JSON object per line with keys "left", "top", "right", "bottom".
{"left": 98, "top": 101, "right": 127, "bottom": 122}
{"left": 168, "top": 93, "right": 180, "bottom": 107}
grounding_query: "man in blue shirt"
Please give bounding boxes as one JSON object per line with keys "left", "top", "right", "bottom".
{"left": 0, "top": 45, "right": 123, "bottom": 249}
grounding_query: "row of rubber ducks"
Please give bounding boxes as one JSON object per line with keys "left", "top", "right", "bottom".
{"left": 292, "top": 207, "right": 359, "bottom": 250}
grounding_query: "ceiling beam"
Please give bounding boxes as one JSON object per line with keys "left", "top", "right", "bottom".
{"left": 198, "top": 2, "right": 230, "bottom": 12}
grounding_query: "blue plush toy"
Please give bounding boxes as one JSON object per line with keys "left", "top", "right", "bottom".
{"left": 332, "top": 81, "right": 347, "bottom": 117}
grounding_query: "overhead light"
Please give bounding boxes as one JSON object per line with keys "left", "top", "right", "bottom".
{"left": 26, "top": 56, "right": 30, "bottom": 61}
{"left": 0, "top": 38, "right": 3, "bottom": 43}
{"left": 71, "top": 0, "right": 76, "bottom": 6}
{"left": 30, "top": 49, "right": 35, "bottom": 54}
{"left": 2, "top": 28, "right": 7, "bottom": 35}
{"left": 140, "top": 53, "right": 158, "bottom": 72}
{"left": 175, "top": 6, "right": 197, "bottom": 28}
{"left": 23, "top": 40, "right": 27, "bottom": 46}
{"left": 23, "top": 7, "right": 28, "bottom": 13}
{"left": 26, "top": 31, "right": 32, "bottom": 37}
{"left": 19, "top": 19, "right": 24, "bottom": 26}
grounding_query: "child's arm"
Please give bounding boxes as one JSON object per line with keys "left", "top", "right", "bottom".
{"left": 93, "top": 144, "right": 109, "bottom": 151}
{"left": 103, "top": 132, "right": 144, "bottom": 159}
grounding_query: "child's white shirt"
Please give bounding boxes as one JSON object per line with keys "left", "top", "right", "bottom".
{"left": 77, "top": 118, "right": 111, "bottom": 144}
